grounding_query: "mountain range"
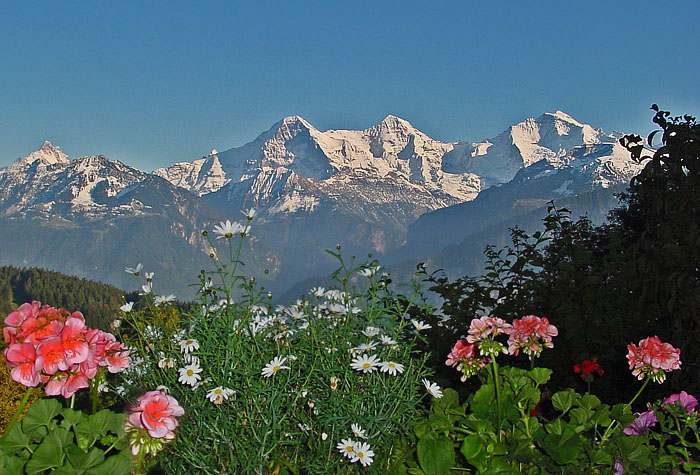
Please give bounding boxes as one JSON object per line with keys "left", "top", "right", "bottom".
{"left": 0, "top": 111, "right": 643, "bottom": 299}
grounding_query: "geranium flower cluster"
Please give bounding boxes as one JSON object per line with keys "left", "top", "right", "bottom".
{"left": 446, "top": 315, "right": 558, "bottom": 381}
{"left": 626, "top": 336, "right": 681, "bottom": 383}
{"left": 506, "top": 315, "right": 558, "bottom": 358}
{"left": 125, "top": 390, "right": 184, "bottom": 455}
{"left": 574, "top": 357, "right": 604, "bottom": 382}
{"left": 3, "top": 301, "right": 130, "bottom": 397}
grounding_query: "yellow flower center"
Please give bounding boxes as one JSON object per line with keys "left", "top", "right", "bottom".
{"left": 362, "top": 363, "right": 370, "bottom": 369}
{"left": 225, "top": 232, "right": 233, "bottom": 238}
{"left": 273, "top": 365, "right": 280, "bottom": 372}
{"left": 214, "top": 389, "right": 222, "bottom": 394}
{"left": 187, "top": 370, "right": 194, "bottom": 376}
{"left": 358, "top": 451, "right": 364, "bottom": 457}
{"left": 388, "top": 363, "right": 395, "bottom": 367}
{"left": 345, "top": 446, "right": 354, "bottom": 452}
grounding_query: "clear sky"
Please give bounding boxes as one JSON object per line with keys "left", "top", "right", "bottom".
{"left": 1, "top": 1, "right": 698, "bottom": 171}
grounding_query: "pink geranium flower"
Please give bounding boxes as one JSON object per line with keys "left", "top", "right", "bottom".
{"left": 627, "top": 336, "right": 681, "bottom": 383}
{"left": 507, "top": 315, "right": 558, "bottom": 358}
{"left": 2, "top": 300, "right": 131, "bottom": 398}
{"left": 60, "top": 317, "right": 89, "bottom": 366}
{"left": 446, "top": 338, "right": 490, "bottom": 381}
{"left": 45, "top": 367, "right": 90, "bottom": 398}
{"left": 35, "top": 337, "right": 70, "bottom": 375}
{"left": 445, "top": 339, "right": 478, "bottom": 367}
{"left": 128, "top": 391, "right": 185, "bottom": 440}
{"left": 4, "top": 342, "right": 40, "bottom": 387}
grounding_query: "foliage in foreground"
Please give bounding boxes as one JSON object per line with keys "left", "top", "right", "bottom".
{"left": 116, "top": 226, "right": 435, "bottom": 474}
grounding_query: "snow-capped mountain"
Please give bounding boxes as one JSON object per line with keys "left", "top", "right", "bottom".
{"left": 0, "top": 143, "right": 279, "bottom": 297}
{"left": 155, "top": 111, "right": 632, "bottom": 221}
{"left": 0, "top": 111, "right": 645, "bottom": 299}
{"left": 154, "top": 114, "right": 483, "bottom": 216}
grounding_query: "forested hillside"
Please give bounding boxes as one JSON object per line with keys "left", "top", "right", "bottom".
{"left": 0, "top": 266, "right": 129, "bottom": 329}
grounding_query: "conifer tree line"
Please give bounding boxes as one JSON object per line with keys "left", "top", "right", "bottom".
{"left": 0, "top": 266, "right": 129, "bottom": 330}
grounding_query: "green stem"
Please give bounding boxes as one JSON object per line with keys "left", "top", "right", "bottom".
{"left": 70, "top": 393, "right": 76, "bottom": 409}
{"left": 492, "top": 359, "right": 503, "bottom": 441}
{"left": 600, "top": 377, "right": 651, "bottom": 444}
{"left": 626, "top": 377, "right": 650, "bottom": 408}
{"left": 0, "top": 386, "right": 34, "bottom": 443}
{"left": 91, "top": 382, "right": 98, "bottom": 414}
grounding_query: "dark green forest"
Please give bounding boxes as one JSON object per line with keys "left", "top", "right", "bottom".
{"left": 0, "top": 266, "right": 130, "bottom": 330}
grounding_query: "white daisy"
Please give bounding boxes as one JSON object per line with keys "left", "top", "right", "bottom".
{"left": 350, "top": 354, "right": 381, "bottom": 374}
{"left": 158, "top": 356, "right": 175, "bottom": 369}
{"left": 110, "top": 319, "right": 121, "bottom": 330}
{"left": 115, "top": 385, "right": 127, "bottom": 396}
{"left": 351, "top": 423, "right": 367, "bottom": 439}
{"left": 351, "top": 341, "right": 378, "bottom": 354}
{"left": 351, "top": 441, "right": 375, "bottom": 467}
{"left": 337, "top": 438, "right": 356, "bottom": 459}
{"left": 261, "top": 356, "right": 290, "bottom": 378}
{"left": 361, "top": 326, "right": 381, "bottom": 337}
{"left": 411, "top": 319, "right": 432, "bottom": 331}
{"left": 330, "top": 376, "right": 339, "bottom": 390}
{"left": 379, "top": 361, "right": 405, "bottom": 376}
{"left": 156, "top": 385, "right": 170, "bottom": 394}
{"left": 119, "top": 302, "right": 134, "bottom": 312}
{"left": 321, "top": 432, "right": 328, "bottom": 441}
{"left": 124, "top": 263, "right": 143, "bottom": 275}
{"left": 206, "top": 386, "right": 235, "bottom": 403}
{"left": 178, "top": 362, "right": 202, "bottom": 386}
{"left": 298, "top": 423, "right": 311, "bottom": 432}
{"left": 144, "top": 272, "right": 154, "bottom": 282}
{"left": 140, "top": 281, "right": 152, "bottom": 295}
{"left": 422, "top": 379, "right": 443, "bottom": 398}
{"left": 379, "top": 335, "right": 398, "bottom": 346}
{"left": 180, "top": 338, "right": 200, "bottom": 354}
{"left": 213, "top": 220, "right": 245, "bottom": 240}
{"left": 155, "top": 294, "right": 176, "bottom": 306}
{"left": 183, "top": 354, "right": 200, "bottom": 366}
{"left": 241, "top": 208, "right": 257, "bottom": 220}
{"left": 311, "top": 287, "right": 325, "bottom": 298}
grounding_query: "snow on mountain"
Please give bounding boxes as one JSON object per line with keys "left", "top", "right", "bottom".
{"left": 442, "top": 111, "right": 619, "bottom": 189}
{"left": 0, "top": 144, "right": 150, "bottom": 219}
{"left": 10, "top": 141, "right": 70, "bottom": 169}
{"left": 155, "top": 114, "right": 483, "bottom": 211}
{"left": 155, "top": 111, "right": 627, "bottom": 221}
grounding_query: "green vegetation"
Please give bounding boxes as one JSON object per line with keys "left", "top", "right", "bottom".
{"left": 0, "top": 266, "right": 130, "bottom": 330}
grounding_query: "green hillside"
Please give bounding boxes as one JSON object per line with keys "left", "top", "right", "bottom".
{"left": 0, "top": 266, "right": 130, "bottom": 330}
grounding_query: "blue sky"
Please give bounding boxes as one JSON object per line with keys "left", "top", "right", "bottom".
{"left": 1, "top": 1, "right": 698, "bottom": 171}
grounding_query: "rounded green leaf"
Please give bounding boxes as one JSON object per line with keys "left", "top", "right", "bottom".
{"left": 417, "top": 435, "right": 455, "bottom": 475}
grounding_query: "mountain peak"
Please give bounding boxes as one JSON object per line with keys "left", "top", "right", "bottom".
{"left": 279, "top": 115, "right": 313, "bottom": 128}
{"left": 14, "top": 141, "right": 70, "bottom": 167}
{"left": 544, "top": 110, "right": 584, "bottom": 127}
{"left": 379, "top": 114, "right": 413, "bottom": 129}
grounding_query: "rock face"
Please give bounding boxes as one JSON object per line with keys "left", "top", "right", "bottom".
{"left": 1, "top": 111, "right": 644, "bottom": 298}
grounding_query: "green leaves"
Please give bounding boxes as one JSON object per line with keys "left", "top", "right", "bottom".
{"left": 551, "top": 389, "right": 577, "bottom": 414}
{"left": 541, "top": 428, "right": 581, "bottom": 465}
{"left": 417, "top": 435, "right": 454, "bottom": 475}
{"left": 25, "top": 427, "right": 72, "bottom": 473}
{"left": 0, "top": 398, "right": 132, "bottom": 475}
